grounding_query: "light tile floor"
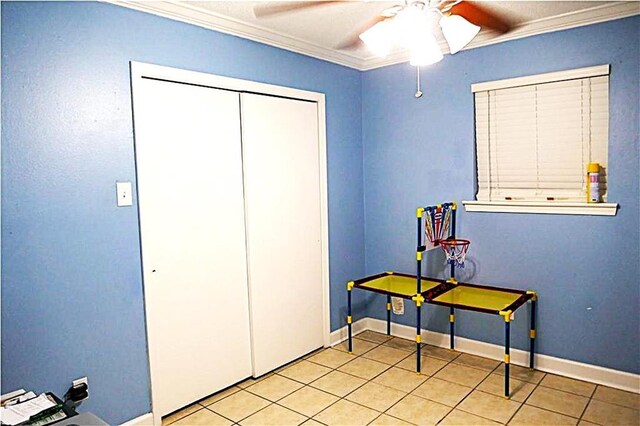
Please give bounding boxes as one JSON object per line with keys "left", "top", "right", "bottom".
{"left": 163, "top": 332, "right": 640, "bottom": 426}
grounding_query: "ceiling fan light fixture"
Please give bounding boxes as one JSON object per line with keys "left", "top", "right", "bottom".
{"left": 409, "top": 32, "right": 443, "bottom": 66}
{"left": 440, "top": 13, "right": 481, "bottom": 54}
{"left": 395, "top": 5, "right": 431, "bottom": 46}
{"left": 359, "top": 19, "right": 393, "bottom": 57}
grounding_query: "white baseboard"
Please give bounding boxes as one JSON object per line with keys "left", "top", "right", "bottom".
{"left": 330, "top": 317, "right": 640, "bottom": 394}
{"left": 329, "top": 317, "right": 369, "bottom": 344}
{"left": 120, "top": 412, "right": 154, "bottom": 426}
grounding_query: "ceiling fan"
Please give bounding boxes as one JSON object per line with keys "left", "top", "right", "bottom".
{"left": 254, "top": 1, "right": 513, "bottom": 97}
{"left": 254, "top": 1, "right": 512, "bottom": 58}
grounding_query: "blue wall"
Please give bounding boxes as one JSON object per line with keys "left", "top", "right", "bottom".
{"left": 2, "top": 1, "right": 639, "bottom": 423}
{"left": 1, "top": 2, "right": 364, "bottom": 423}
{"left": 362, "top": 16, "right": 640, "bottom": 374}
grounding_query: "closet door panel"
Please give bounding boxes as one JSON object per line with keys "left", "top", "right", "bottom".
{"left": 241, "top": 93, "right": 324, "bottom": 376}
{"left": 134, "top": 78, "right": 252, "bottom": 416}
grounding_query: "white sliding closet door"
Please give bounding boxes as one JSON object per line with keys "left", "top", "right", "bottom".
{"left": 241, "top": 93, "right": 324, "bottom": 376}
{"left": 134, "top": 78, "right": 252, "bottom": 416}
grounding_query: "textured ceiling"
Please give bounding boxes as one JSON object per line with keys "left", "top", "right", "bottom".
{"left": 187, "top": 1, "right": 610, "bottom": 53}
{"left": 112, "top": 1, "right": 640, "bottom": 69}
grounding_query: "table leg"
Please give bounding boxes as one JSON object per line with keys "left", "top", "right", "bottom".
{"left": 449, "top": 307, "right": 455, "bottom": 350}
{"left": 416, "top": 303, "right": 422, "bottom": 373}
{"left": 412, "top": 294, "right": 425, "bottom": 374}
{"left": 386, "top": 295, "right": 392, "bottom": 336}
{"left": 530, "top": 295, "right": 537, "bottom": 369}
{"left": 504, "top": 319, "right": 511, "bottom": 398}
{"left": 347, "top": 281, "right": 354, "bottom": 353}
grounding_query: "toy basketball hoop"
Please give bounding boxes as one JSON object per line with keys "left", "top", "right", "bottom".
{"left": 438, "top": 238, "right": 470, "bottom": 268}
{"left": 424, "top": 205, "right": 452, "bottom": 251}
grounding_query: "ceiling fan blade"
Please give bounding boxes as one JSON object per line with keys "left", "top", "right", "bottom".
{"left": 448, "top": 1, "right": 512, "bottom": 34}
{"left": 253, "top": 1, "right": 342, "bottom": 18}
{"left": 335, "top": 15, "right": 388, "bottom": 50}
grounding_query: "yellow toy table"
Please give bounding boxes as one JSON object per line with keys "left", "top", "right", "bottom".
{"left": 346, "top": 271, "right": 537, "bottom": 399}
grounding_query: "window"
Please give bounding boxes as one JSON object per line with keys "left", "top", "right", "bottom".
{"left": 464, "top": 65, "right": 617, "bottom": 216}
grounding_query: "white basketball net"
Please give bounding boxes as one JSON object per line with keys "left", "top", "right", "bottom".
{"left": 440, "top": 240, "right": 470, "bottom": 268}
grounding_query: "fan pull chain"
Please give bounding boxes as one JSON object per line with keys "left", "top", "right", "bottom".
{"left": 415, "top": 66, "right": 423, "bottom": 98}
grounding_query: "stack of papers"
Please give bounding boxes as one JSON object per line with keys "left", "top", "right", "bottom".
{"left": 0, "top": 393, "right": 56, "bottom": 425}
{"left": 1, "top": 390, "right": 34, "bottom": 407}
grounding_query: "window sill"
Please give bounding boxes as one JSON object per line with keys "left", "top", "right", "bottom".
{"left": 462, "top": 201, "right": 619, "bottom": 216}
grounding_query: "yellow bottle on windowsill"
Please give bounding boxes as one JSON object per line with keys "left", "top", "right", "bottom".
{"left": 587, "top": 162, "right": 600, "bottom": 203}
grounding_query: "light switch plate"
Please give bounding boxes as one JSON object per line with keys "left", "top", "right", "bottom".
{"left": 116, "top": 181, "right": 133, "bottom": 207}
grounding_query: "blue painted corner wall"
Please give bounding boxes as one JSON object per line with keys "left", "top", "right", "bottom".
{"left": 362, "top": 16, "right": 640, "bottom": 374}
{"left": 2, "top": 1, "right": 639, "bottom": 423}
{"left": 1, "top": 2, "right": 364, "bottom": 423}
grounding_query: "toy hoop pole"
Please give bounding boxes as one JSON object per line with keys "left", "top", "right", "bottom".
{"left": 450, "top": 205, "right": 457, "bottom": 278}
{"left": 417, "top": 211, "right": 422, "bottom": 294}
{"left": 415, "top": 208, "right": 423, "bottom": 373}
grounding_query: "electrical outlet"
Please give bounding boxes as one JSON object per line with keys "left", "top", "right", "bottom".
{"left": 72, "top": 377, "right": 88, "bottom": 388}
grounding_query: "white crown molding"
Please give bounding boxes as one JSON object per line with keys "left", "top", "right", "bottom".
{"left": 469, "top": 1, "right": 640, "bottom": 49}
{"left": 359, "top": 2, "right": 640, "bottom": 70}
{"left": 107, "top": 0, "right": 366, "bottom": 69}
{"left": 108, "top": 1, "right": 639, "bottom": 71}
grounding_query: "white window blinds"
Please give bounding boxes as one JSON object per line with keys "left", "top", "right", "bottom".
{"left": 473, "top": 65, "right": 609, "bottom": 202}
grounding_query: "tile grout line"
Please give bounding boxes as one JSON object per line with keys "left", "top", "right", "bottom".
{"left": 165, "top": 332, "right": 638, "bottom": 426}
{"left": 502, "top": 363, "right": 539, "bottom": 425}
{"left": 205, "top": 345, "right": 336, "bottom": 426}
{"left": 506, "top": 365, "right": 564, "bottom": 424}
{"left": 455, "top": 355, "right": 579, "bottom": 424}
{"left": 336, "top": 347, "right": 623, "bottom": 424}
{"left": 507, "top": 377, "right": 541, "bottom": 425}
{"left": 428, "top": 356, "right": 480, "bottom": 426}
{"left": 230, "top": 401, "right": 291, "bottom": 425}
{"left": 217, "top": 382, "right": 325, "bottom": 426}
{"left": 507, "top": 370, "right": 603, "bottom": 424}
{"left": 523, "top": 395, "right": 588, "bottom": 422}
{"left": 163, "top": 405, "right": 206, "bottom": 426}
{"left": 537, "top": 382, "right": 599, "bottom": 398}
{"left": 577, "top": 384, "right": 599, "bottom": 425}
{"left": 385, "top": 350, "right": 458, "bottom": 425}
{"left": 360, "top": 337, "right": 503, "bottom": 424}
{"left": 173, "top": 337, "right": 443, "bottom": 425}
{"left": 437, "top": 356, "right": 513, "bottom": 425}
{"left": 311, "top": 334, "right": 425, "bottom": 424}
{"left": 318, "top": 348, "right": 398, "bottom": 415}
{"left": 198, "top": 385, "right": 243, "bottom": 408}
{"left": 522, "top": 375, "right": 599, "bottom": 423}
{"left": 372, "top": 339, "right": 466, "bottom": 425}
{"left": 170, "top": 335, "right": 467, "bottom": 425}
{"left": 299, "top": 338, "right": 390, "bottom": 423}
{"left": 274, "top": 397, "right": 332, "bottom": 423}
{"left": 246, "top": 355, "right": 358, "bottom": 421}
{"left": 202, "top": 405, "right": 239, "bottom": 425}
